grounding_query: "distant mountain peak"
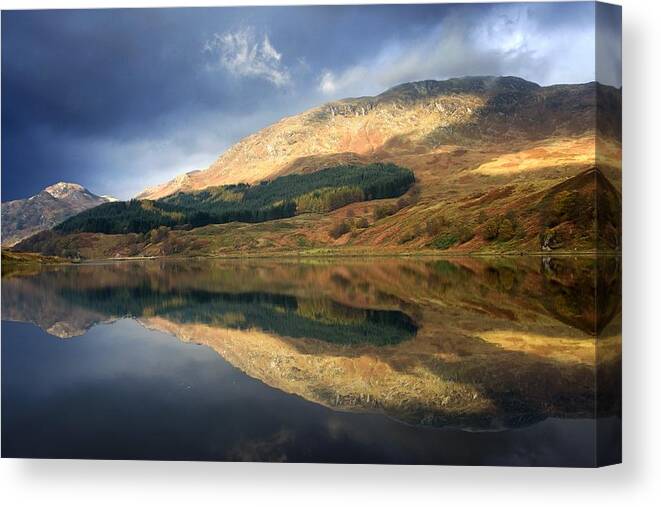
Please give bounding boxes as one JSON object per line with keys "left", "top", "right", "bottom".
{"left": 43, "top": 182, "right": 88, "bottom": 199}
{"left": 2, "top": 182, "right": 116, "bottom": 246}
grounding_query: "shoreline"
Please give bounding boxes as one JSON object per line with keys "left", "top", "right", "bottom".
{"left": 1, "top": 248, "right": 621, "bottom": 269}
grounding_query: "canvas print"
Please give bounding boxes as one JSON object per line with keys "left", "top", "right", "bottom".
{"left": 1, "top": 2, "right": 621, "bottom": 466}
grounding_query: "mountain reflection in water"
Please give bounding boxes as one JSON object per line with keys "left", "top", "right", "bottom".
{"left": 1, "top": 256, "right": 621, "bottom": 465}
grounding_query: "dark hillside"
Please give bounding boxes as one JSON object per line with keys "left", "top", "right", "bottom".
{"left": 51, "top": 163, "right": 414, "bottom": 235}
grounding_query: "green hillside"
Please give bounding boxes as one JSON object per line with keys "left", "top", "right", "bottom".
{"left": 54, "top": 163, "right": 414, "bottom": 235}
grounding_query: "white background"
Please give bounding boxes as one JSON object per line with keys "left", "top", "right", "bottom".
{"left": 1, "top": 0, "right": 659, "bottom": 506}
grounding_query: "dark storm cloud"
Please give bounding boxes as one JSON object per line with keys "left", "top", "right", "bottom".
{"left": 1, "top": 3, "right": 621, "bottom": 201}
{"left": 3, "top": 9, "right": 252, "bottom": 138}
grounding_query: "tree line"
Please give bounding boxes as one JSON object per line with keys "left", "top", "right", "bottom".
{"left": 55, "top": 163, "right": 415, "bottom": 235}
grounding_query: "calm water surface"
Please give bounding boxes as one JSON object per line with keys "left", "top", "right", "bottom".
{"left": 1, "top": 257, "right": 621, "bottom": 465}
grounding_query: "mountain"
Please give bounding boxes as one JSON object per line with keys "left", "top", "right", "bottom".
{"left": 1, "top": 182, "right": 116, "bottom": 246}
{"left": 137, "top": 76, "right": 620, "bottom": 200}
{"left": 14, "top": 76, "right": 621, "bottom": 257}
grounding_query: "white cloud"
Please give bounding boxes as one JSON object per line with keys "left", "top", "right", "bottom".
{"left": 318, "top": 5, "right": 598, "bottom": 98}
{"left": 205, "top": 27, "right": 290, "bottom": 87}
{"left": 318, "top": 70, "right": 337, "bottom": 95}
{"left": 261, "top": 35, "right": 282, "bottom": 62}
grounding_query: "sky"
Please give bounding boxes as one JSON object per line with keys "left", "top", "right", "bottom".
{"left": 1, "top": 2, "right": 621, "bottom": 201}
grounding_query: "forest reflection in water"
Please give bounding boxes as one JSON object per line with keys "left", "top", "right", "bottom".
{"left": 1, "top": 255, "right": 621, "bottom": 464}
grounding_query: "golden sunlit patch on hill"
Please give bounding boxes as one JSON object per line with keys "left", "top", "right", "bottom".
{"left": 471, "top": 136, "right": 597, "bottom": 176}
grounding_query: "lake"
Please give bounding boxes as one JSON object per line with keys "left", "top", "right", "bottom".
{"left": 1, "top": 256, "right": 621, "bottom": 466}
